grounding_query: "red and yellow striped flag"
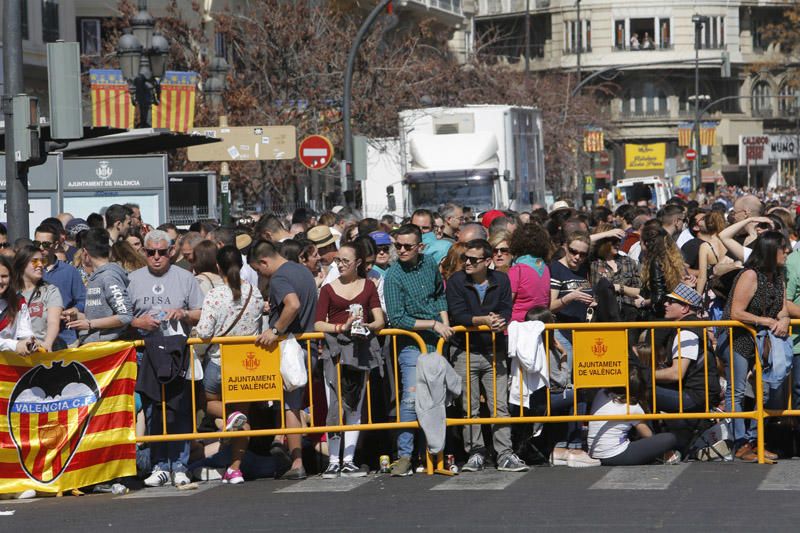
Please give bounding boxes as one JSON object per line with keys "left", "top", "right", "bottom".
{"left": 0, "top": 342, "right": 137, "bottom": 494}
{"left": 583, "top": 127, "right": 604, "bottom": 152}
{"left": 151, "top": 71, "right": 198, "bottom": 132}
{"left": 678, "top": 122, "right": 693, "bottom": 147}
{"left": 90, "top": 70, "right": 135, "bottom": 130}
{"left": 700, "top": 122, "right": 717, "bottom": 147}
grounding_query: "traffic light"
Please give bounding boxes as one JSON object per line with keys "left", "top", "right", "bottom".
{"left": 47, "top": 42, "right": 83, "bottom": 140}
{"left": 11, "top": 94, "right": 40, "bottom": 163}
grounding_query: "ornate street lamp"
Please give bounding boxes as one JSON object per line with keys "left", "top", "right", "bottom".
{"left": 116, "top": 0, "right": 169, "bottom": 128}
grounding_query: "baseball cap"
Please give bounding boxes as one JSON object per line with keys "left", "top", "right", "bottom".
{"left": 369, "top": 231, "right": 392, "bottom": 246}
{"left": 65, "top": 218, "right": 90, "bottom": 237}
{"left": 481, "top": 210, "right": 505, "bottom": 229}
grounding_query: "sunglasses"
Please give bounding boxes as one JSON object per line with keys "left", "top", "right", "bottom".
{"left": 665, "top": 298, "right": 684, "bottom": 306}
{"left": 0, "top": 243, "right": 9, "bottom": 249}
{"left": 493, "top": 247, "right": 510, "bottom": 255}
{"left": 29, "top": 258, "right": 44, "bottom": 267}
{"left": 394, "top": 242, "right": 418, "bottom": 251}
{"left": 568, "top": 246, "right": 588, "bottom": 258}
{"left": 461, "top": 255, "right": 486, "bottom": 265}
{"left": 33, "top": 241, "right": 54, "bottom": 250}
{"left": 145, "top": 248, "right": 170, "bottom": 258}
{"left": 417, "top": 225, "right": 432, "bottom": 232}
{"left": 377, "top": 245, "right": 391, "bottom": 254}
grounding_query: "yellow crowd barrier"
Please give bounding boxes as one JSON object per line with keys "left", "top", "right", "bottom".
{"left": 126, "top": 320, "right": 774, "bottom": 471}
{"left": 132, "top": 329, "right": 427, "bottom": 444}
{"left": 438, "top": 321, "right": 767, "bottom": 464}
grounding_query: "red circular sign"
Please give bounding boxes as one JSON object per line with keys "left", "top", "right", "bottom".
{"left": 685, "top": 148, "right": 697, "bottom": 161}
{"left": 298, "top": 135, "right": 334, "bottom": 170}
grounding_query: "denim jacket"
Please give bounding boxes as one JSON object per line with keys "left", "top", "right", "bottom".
{"left": 756, "top": 328, "right": 793, "bottom": 388}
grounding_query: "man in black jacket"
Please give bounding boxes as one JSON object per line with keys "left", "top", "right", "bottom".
{"left": 445, "top": 239, "right": 528, "bottom": 473}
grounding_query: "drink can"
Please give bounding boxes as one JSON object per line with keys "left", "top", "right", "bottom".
{"left": 445, "top": 454, "right": 455, "bottom": 468}
{"left": 111, "top": 483, "right": 129, "bottom": 495}
{"left": 379, "top": 455, "right": 391, "bottom": 473}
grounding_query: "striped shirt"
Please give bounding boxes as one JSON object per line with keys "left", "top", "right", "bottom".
{"left": 384, "top": 254, "right": 448, "bottom": 352}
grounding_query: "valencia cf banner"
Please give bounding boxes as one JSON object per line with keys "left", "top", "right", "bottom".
{"left": 0, "top": 343, "right": 137, "bottom": 494}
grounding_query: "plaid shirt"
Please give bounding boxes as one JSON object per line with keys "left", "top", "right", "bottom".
{"left": 384, "top": 254, "right": 448, "bottom": 352}
{"left": 589, "top": 254, "right": 641, "bottom": 306}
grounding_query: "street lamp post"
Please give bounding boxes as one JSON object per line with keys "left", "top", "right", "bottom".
{"left": 116, "top": 0, "right": 169, "bottom": 128}
{"left": 692, "top": 14, "right": 709, "bottom": 191}
{"left": 203, "top": 54, "right": 231, "bottom": 224}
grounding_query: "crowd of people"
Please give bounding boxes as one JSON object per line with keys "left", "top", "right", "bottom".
{"left": 2, "top": 187, "right": 799, "bottom": 490}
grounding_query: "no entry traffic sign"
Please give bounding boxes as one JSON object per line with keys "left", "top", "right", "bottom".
{"left": 685, "top": 148, "right": 697, "bottom": 161}
{"left": 299, "top": 135, "right": 334, "bottom": 170}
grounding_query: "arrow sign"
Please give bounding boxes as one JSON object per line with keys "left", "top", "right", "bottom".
{"left": 299, "top": 135, "right": 334, "bottom": 170}
{"left": 685, "top": 148, "right": 697, "bottom": 161}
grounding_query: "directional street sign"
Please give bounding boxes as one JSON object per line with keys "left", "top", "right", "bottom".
{"left": 187, "top": 126, "right": 296, "bottom": 161}
{"left": 298, "top": 135, "right": 334, "bottom": 170}
{"left": 685, "top": 148, "right": 697, "bottom": 161}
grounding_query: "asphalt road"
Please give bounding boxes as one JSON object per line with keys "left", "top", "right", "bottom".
{"left": 3, "top": 460, "right": 800, "bottom": 532}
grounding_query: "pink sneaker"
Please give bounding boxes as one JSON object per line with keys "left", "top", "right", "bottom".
{"left": 222, "top": 468, "right": 244, "bottom": 484}
{"left": 225, "top": 411, "right": 248, "bottom": 431}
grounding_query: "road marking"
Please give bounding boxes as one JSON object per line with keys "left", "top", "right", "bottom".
{"left": 116, "top": 481, "right": 221, "bottom": 499}
{"left": 758, "top": 460, "right": 800, "bottom": 490}
{"left": 430, "top": 470, "right": 525, "bottom": 491}
{"left": 276, "top": 476, "right": 374, "bottom": 493}
{"left": 590, "top": 464, "right": 688, "bottom": 490}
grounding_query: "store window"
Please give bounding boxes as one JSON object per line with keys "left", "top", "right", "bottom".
{"left": 752, "top": 81, "right": 772, "bottom": 117}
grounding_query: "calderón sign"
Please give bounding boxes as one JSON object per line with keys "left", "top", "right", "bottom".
{"left": 624, "top": 143, "right": 666, "bottom": 171}
{"left": 739, "top": 135, "right": 800, "bottom": 166}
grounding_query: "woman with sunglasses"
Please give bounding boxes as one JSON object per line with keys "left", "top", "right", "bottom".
{"left": 314, "top": 242, "right": 385, "bottom": 478}
{"left": 547, "top": 231, "right": 599, "bottom": 467}
{"left": 589, "top": 233, "right": 641, "bottom": 322}
{"left": 14, "top": 245, "right": 63, "bottom": 352}
{"left": 719, "top": 231, "right": 790, "bottom": 462}
{"left": 489, "top": 230, "right": 512, "bottom": 273}
{"left": 369, "top": 231, "right": 394, "bottom": 276}
{"left": 508, "top": 223, "right": 553, "bottom": 324}
{"left": 0, "top": 255, "right": 36, "bottom": 355}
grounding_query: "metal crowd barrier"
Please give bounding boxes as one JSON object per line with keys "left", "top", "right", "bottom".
{"left": 128, "top": 320, "right": 768, "bottom": 471}
{"left": 437, "top": 321, "right": 767, "bottom": 464}
{"left": 132, "top": 329, "right": 426, "bottom": 441}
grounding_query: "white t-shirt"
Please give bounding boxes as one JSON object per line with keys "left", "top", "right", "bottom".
{"left": 628, "top": 241, "right": 642, "bottom": 263}
{"left": 672, "top": 329, "right": 699, "bottom": 361}
{"left": 0, "top": 298, "right": 33, "bottom": 351}
{"left": 675, "top": 228, "right": 693, "bottom": 248}
{"left": 587, "top": 390, "right": 645, "bottom": 459}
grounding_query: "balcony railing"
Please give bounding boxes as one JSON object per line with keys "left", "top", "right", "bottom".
{"left": 564, "top": 45, "right": 592, "bottom": 55}
{"left": 619, "top": 109, "right": 670, "bottom": 119}
{"left": 413, "top": 0, "right": 463, "bottom": 16}
{"left": 614, "top": 43, "right": 673, "bottom": 51}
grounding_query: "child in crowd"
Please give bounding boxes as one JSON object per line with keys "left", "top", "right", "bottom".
{"left": 588, "top": 366, "right": 678, "bottom": 465}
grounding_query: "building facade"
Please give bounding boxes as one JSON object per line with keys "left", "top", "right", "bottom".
{"left": 471, "top": 0, "right": 799, "bottom": 190}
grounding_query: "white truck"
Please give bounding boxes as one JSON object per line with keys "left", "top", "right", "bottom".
{"left": 612, "top": 176, "right": 674, "bottom": 210}
{"left": 361, "top": 105, "right": 546, "bottom": 218}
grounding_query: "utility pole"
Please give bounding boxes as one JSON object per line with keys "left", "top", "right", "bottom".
{"left": 3, "top": 0, "right": 29, "bottom": 240}
{"left": 692, "top": 15, "right": 709, "bottom": 192}
{"left": 576, "top": 0, "right": 582, "bottom": 83}
{"left": 524, "top": 0, "right": 530, "bottom": 77}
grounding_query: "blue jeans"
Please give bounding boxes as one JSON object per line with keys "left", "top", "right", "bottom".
{"left": 397, "top": 346, "right": 421, "bottom": 458}
{"left": 655, "top": 386, "right": 699, "bottom": 413}
{"left": 143, "top": 383, "right": 192, "bottom": 473}
{"left": 554, "top": 330, "right": 573, "bottom": 372}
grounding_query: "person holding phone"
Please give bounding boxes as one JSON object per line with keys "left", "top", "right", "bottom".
{"left": 314, "top": 241, "right": 384, "bottom": 479}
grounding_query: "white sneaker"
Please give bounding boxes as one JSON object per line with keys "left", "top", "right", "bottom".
{"left": 144, "top": 469, "right": 171, "bottom": 487}
{"left": 172, "top": 471, "right": 191, "bottom": 486}
{"left": 565, "top": 449, "right": 601, "bottom": 468}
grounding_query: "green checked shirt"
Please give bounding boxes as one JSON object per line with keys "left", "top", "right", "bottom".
{"left": 384, "top": 254, "right": 448, "bottom": 352}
